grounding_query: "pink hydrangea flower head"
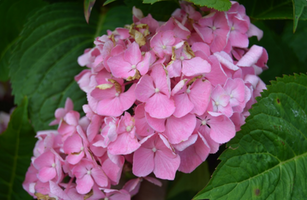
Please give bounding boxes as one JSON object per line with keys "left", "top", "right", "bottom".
{"left": 24, "top": 2, "right": 268, "bottom": 198}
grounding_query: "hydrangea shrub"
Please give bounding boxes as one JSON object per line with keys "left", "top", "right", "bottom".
{"left": 23, "top": 1, "right": 269, "bottom": 199}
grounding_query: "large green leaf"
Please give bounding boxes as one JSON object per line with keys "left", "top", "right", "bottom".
{"left": 185, "top": 0, "right": 231, "bottom": 11}
{"left": 9, "top": 3, "right": 132, "bottom": 132}
{"left": 0, "top": 97, "right": 36, "bottom": 200}
{"left": 194, "top": 73, "right": 307, "bottom": 199}
{"left": 167, "top": 162, "right": 210, "bottom": 200}
{"left": 0, "top": 0, "right": 47, "bottom": 81}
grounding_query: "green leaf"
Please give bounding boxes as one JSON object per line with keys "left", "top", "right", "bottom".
{"left": 194, "top": 73, "right": 307, "bottom": 199}
{"left": 299, "top": 4, "right": 307, "bottom": 19}
{"left": 103, "top": 0, "right": 117, "bottom": 6}
{"left": 292, "top": 0, "right": 307, "bottom": 31}
{"left": 282, "top": 20, "right": 307, "bottom": 63}
{"left": 0, "top": 0, "right": 47, "bottom": 81}
{"left": 185, "top": 0, "right": 231, "bottom": 11}
{"left": 239, "top": 0, "right": 293, "bottom": 20}
{"left": 9, "top": 3, "right": 132, "bottom": 132}
{"left": 248, "top": 21, "right": 307, "bottom": 85}
{"left": 167, "top": 162, "right": 210, "bottom": 200}
{"left": 98, "top": 6, "right": 133, "bottom": 36}
{"left": 84, "top": 0, "right": 96, "bottom": 23}
{"left": 0, "top": 97, "right": 36, "bottom": 200}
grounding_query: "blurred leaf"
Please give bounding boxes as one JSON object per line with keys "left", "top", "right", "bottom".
{"left": 248, "top": 21, "right": 307, "bottom": 84}
{"left": 0, "top": 44, "right": 12, "bottom": 81}
{"left": 84, "top": 0, "right": 96, "bottom": 23}
{"left": 103, "top": 0, "right": 117, "bottom": 5}
{"left": 0, "top": 97, "right": 36, "bottom": 200}
{"left": 125, "top": 0, "right": 179, "bottom": 21}
{"left": 0, "top": 0, "right": 47, "bottom": 81}
{"left": 9, "top": 3, "right": 132, "bottom": 131}
{"left": 98, "top": 6, "right": 133, "bottom": 36}
{"left": 194, "top": 73, "right": 307, "bottom": 199}
{"left": 293, "top": 0, "right": 307, "bottom": 31}
{"left": 239, "top": 0, "right": 293, "bottom": 19}
{"left": 185, "top": 0, "right": 231, "bottom": 11}
{"left": 167, "top": 162, "right": 210, "bottom": 200}
{"left": 239, "top": 0, "right": 307, "bottom": 31}
{"left": 282, "top": 20, "right": 307, "bottom": 63}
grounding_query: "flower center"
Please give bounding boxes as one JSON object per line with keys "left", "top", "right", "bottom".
{"left": 162, "top": 45, "right": 166, "bottom": 49}
{"left": 131, "top": 64, "right": 136, "bottom": 69}
{"left": 201, "top": 120, "right": 207, "bottom": 126}
{"left": 186, "top": 88, "right": 191, "bottom": 94}
{"left": 215, "top": 101, "right": 219, "bottom": 106}
{"left": 180, "top": 56, "right": 185, "bottom": 61}
{"left": 87, "top": 170, "right": 91, "bottom": 175}
{"left": 115, "top": 92, "right": 120, "bottom": 97}
{"left": 126, "top": 126, "right": 132, "bottom": 132}
{"left": 152, "top": 147, "right": 157, "bottom": 152}
{"left": 230, "top": 94, "right": 233, "bottom": 98}
{"left": 155, "top": 88, "right": 160, "bottom": 93}
{"left": 52, "top": 163, "right": 56, "bottom": 168}
{"left": 231, "top": 26, "right": 235, "bottom": 31}
{"left": 212, "top": 26, "right": 216, "bottom": 31}
{"left": 80, "top": 146, "right": 84, "bottom": 151}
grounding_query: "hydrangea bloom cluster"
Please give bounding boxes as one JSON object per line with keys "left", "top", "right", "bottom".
{"left": 23, "top": 1, "right": 268, "bottom": 199}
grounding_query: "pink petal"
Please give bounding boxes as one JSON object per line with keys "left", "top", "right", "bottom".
{"left": 213, "top": 51, "right": 239, "bottom": 71}
{"left": 206, "top": 55, "right": 228, "bottom": 86}
{"left": 66, "top": 151, "right": 84, "bottom": 165}
{"left": 247, "top": 23, "right": 263, "bottom": 41}
{"left": 133, "top": 147, "right": 154, "bottom": 177}
{"left": 164, "top": 114, "right": 196, "bottom": 144}
{"left": 134, "top": 104, "right": 154, "bottom": 136}
{"left": 229, "top": 31, "right": 248, "bottom": 48}
{"left": 33, "top": 151, "right": 55, "bottom": 169}
{"left": 208, "top": 113, "right": 235, "bottom": 143}
{"left": 124, "top": 42, "right": 142, "bottom": 65}
{"left": 137, "top": 52, "right": 151, "bottom": 75}
{"left": 167, "top": 60, "right": 182, "bottom": 78}
{"left": 182, "top": 57, "right": 211, "bottom": 77}
{"left": 145, "top": 112, "right": 166, "bottom": 132}
{"left": 108, "top": 53, "right": 135, "bottom": 79}
{"left": 76, "top": 174, "right": 94, "bottom": 194}
{"left": 173, "top": 92, "right": 194, "bottom": 118}
{"left": 173, "top": 134, "right": 198, "bottom": 151}
{"left": 63, "top": 134, "right": 82, "bottom": 154}
{"left": 108, "top": 133, "right": 140, "bottom": 155}
{"left": 154, "top": 151, "right": 180, "bottom": 180}
{"left": 145, "top": 93, "right": 175, "bottom": 119}
{"left": 102, "top": 158, "right": 123, "bottom": 184}
{"left": 237, "top": 45, "right": 264, "bottom": 67}
{"left": 189, "top": 80, "right": 212, "bottom": 115}
{"left": 144, "top": 177, "right": 162, "bottom": 187}
{"left": 119, "top": 83, "right": 136, "bottom": 111}
{"left": 37, "top": 167, "right": 56, "bottom": 182}
{"left": 135, "top": 75, "right": 155, "bottom": 102}
{"left": 151, "top": 64, "right": 171, "bottom": 96}
{"left": 96, "top": 97, "right": 123, "bottom": 117}
{"left": 92, "top": 167, "right": 109, "bottom": 187}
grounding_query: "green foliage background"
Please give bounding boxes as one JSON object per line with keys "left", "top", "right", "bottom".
{"left": 0, "top": 0, "right": 306, "bottom": 199}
